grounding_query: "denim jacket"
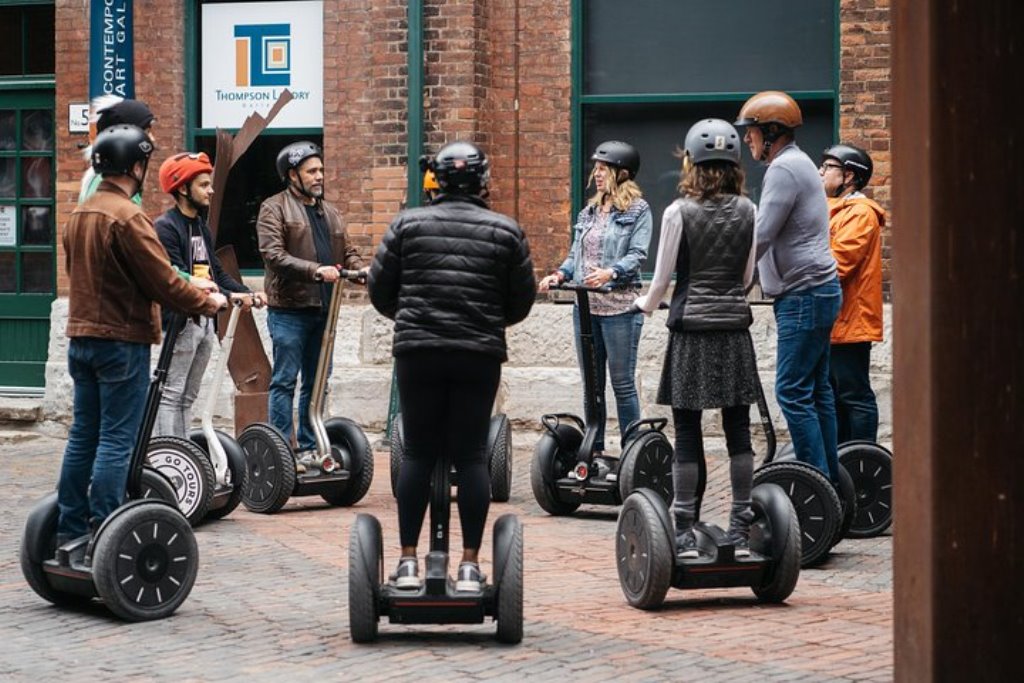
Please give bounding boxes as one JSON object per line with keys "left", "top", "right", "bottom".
{"left": 557, "top": 198, "right": 652, "bottom": 288}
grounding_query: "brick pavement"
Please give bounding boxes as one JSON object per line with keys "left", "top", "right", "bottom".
{"left": 0, "top": 434, "right": 892, "bottom": 682}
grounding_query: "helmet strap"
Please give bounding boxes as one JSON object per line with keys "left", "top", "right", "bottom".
{"left": 128, "top": 158, "right": 149, "bottom": 197}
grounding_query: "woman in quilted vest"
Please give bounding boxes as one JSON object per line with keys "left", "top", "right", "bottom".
{"left": 634, "top": 119, "right": 759, "bottom": 559}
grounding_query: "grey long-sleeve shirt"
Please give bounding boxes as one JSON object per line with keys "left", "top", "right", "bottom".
{"left": 754, "top": 143, "right": 837, "bottom": 297}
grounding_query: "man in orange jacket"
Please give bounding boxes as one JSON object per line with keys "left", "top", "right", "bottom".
{"left": 820, "top": 144, "right": 885, "bottom": 442}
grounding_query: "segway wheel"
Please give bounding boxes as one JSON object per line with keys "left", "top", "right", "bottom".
{"left": 92, "top": 502, "right": 199, "bottom": 621}
{"left": 320, "top": 417, "right": 374, "bottom": 507}
{"left": 348, "top": 513, "right": 382, "bottom": 643}
{"left": 617, "top": 431, "right": 674, "bottom": 505}
{"left": 190, "top": 429, "right": 249, "bottom": 521}
{"left": 492, "top": 514, "right": 524, "bottom": 643}
{"left": 839, "top": 442, "right": 893, "bottom": 538}
{"left": 616, "top": 490, "right": 673, "bottom": 609}
{"left": 488, "top": 414, "right": 513, "bottom": 503}
{"left": 529, "top": 424, "right": 582, "bottom": 516}
{"left": 833, "top": 463, "right": 856, "bottom": 547}
{"left": 750, "top": 483, "right": 801, "bottom": 603}
{"left": 147, "top": 436, "right": 216, "bottom": 526}
{"left": 238, "top": 423, "right": 296, "bottom": 514}
{"left": 388, "top": 414, "right": 404, "bottom": 498}
{"left": 138, "top": 465, "right": 179, "bottom": 504}
{"left": 753, "top": 461, "right": 842, "bottom": 568}
{"left": 20, "top": 493, "right": 93, "bottom": 607}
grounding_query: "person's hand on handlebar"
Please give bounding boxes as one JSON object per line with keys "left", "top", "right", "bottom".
{"left": 230, "top": 292, "right": 264, "bottom": 311}
{"left": 582, "top": 267, "right": 615, "bottom": 289}
{"left": 208, "top": 292, "right": 229, "bottom": 312}
{"left": 538, "top": 271, "right": 565, "bottom": 292}
{"left": 192, "top": 276, "right": 219, "bottom": 293}
{"left": 315, "top": 265, "right": 341, "bottom": 282}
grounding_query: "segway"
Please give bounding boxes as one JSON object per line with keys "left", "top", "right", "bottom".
{"left": 348, "top": 451, "right": 524, "bottom": 643}
{"left": 837, "top": 439, "right": 893, "bottom": 537}
{"left": 750, "top": 359, "right": 855, "bottom": 568}
{"left": 20, "top": 314, "right": 201, "bottom": 621}
{"left": 389, "top": 410, "right": 513, "bottom": 502}
{"left": 146, "top": 294, "right": 255, "bottom": 525}
{"left": 238, "top": 269, "right": 373, "bottom": 514}
{"left": 530, "top": 282, "right": 673, "bottom": 516}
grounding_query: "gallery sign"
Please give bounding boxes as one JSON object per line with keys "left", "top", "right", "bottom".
{"left": 201, "top": 1, "right": 323, "bottom": 129}
{"left": 89, "top": 0, "right": 134, "bottom": 100}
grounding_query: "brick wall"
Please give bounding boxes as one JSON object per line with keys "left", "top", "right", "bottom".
{"left": 838, "top": 0, "right": 893, "bottom": 298}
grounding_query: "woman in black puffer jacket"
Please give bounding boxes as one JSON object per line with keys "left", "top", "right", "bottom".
{"left": 369, "top": 141, "right": 536, "bottom": 592}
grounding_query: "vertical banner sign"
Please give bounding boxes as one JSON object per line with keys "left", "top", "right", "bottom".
{"left": 89, "top": 0, "right": 134, "bottom": 100}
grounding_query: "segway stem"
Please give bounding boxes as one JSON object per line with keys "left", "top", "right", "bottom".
{"left": 748, "top": 332, "right": 777, "bottom": 465}
{"left": 201, "top": 299, "right": 246, "bottom": 484}
{"left": 126, "top": 313, "right": 186, "bottom": 498}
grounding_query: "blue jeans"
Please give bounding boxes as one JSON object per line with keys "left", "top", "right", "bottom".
{"left": 267, "top": 308, "right": 328, "bottom": 451}
{"left": 57, "top": 338, "right": 151, "bottom": 538}
{"left": 773, "top": 278, "right": 842, "bottom": 484}
{"left": 830, "top": 341, "right": 879, "bottom": 443}
{"left": 573, "top": 308, "right": 643, "bottom": 452}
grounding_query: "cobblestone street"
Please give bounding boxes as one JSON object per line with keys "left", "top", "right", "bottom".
{"left": 0, "top": 434, "right": 892, "bottom": 681}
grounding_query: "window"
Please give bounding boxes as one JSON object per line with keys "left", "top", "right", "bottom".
{"left": 574, "top": 0, "right": 839, "bottom": 272}
{"left": 0, "top": 4, "right": 55, "bottom": 77}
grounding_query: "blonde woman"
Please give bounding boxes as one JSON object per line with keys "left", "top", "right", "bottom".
{"left": 539, "top": 141, "right": 652, "bottom": 458}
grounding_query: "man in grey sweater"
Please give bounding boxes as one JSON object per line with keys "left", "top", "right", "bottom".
{"left": 735, "top": 91, "right": 842, "bottom": 485}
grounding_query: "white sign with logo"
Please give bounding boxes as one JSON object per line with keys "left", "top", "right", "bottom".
{"left": 0, "top": 205, "right": 15, "bottom": 247}
{"left": 201, "top": 1, "right": 323, "bottom": 129}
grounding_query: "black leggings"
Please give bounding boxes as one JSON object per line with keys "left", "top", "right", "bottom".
{"left": 672, "top": 405, "right": 752, "bottom": 516}
{"left": 395, "top": 350, "right": 501, "bottom": 550}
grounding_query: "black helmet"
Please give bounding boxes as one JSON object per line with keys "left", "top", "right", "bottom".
{"left": 431, "top": 141, "right": 489, "bottom": 194}
{"left": 822, "top": 144, "right": 873, "bottom": 190}
{"left": 91, "top": 124, "right": 154, "bottom": 176}
{"left": 276, "top": 141, "right": 322, "bottom": 181}
{"left": 591, "top": 140, "right": 640, "bottom": 179}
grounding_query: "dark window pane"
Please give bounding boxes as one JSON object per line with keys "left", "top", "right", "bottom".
{"left": 0, "top": 252, "right": 14, "bottom": 292}
{"left": 0, "top": 8, "right": 23, "bottom": 76}
{"left": 22, "top": 206, "right": 51, "bottom": 246}
{"left": 22, "top": 110, "right": 54, "bottom": 151}
{"left": 582, "top": 99, "right": 835, "bottom": 271}
{"left": 0, "top": 110, "right": 15, "bottom": 151}
{"left": 21, "top": 251, "right": 52, "bottom": 293}
{"left": 0, "top": 158, "right": 15, "bottom": 198}
{"left": 24, "top": 6, "right": 55, "bottom": 75}
{"left": 21, "top": 157, "right": 51, "bottom": 198}
{"left": 584, "top": 0, "right": 836, "bottom": 95}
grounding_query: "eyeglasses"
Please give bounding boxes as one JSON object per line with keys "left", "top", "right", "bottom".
{"left": 819, "top": 162, "right": 844, "bottom": 171}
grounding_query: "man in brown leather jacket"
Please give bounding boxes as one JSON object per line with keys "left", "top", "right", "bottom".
{"left": 57, "top": 124, "right": 226, "bottom": 545}
{"left": 256, "top": 141, "right": 365, "bottom": 457}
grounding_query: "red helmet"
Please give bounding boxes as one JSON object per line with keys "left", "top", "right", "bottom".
{"left": 159, "top": 152, "right": 213, "bottom": 194}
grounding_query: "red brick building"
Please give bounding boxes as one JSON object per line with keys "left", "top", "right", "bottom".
{"left": 0, "top": 0, "right": 891, "bottom": 390}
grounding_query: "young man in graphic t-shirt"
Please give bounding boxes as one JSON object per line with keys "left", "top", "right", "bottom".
{"left": 153, "top": 152, "right": 263, "bottom": 437}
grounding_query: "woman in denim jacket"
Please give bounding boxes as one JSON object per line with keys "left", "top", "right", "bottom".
{"left": 539, "top": 141, "right": 652, "bottom": 458}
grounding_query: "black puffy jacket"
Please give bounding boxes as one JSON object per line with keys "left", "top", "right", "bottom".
{"left": 369, "top": 194, "right": 536, "bottom": 361}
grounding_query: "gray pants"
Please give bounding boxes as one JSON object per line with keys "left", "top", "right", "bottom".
{"left": 154, "top": 318, "right": 215, "bottom": 438}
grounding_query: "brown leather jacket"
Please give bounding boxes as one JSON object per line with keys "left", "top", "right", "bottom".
{"left": 256, "top": 189, "right": 364, "bottom": 309}
{"left": 64, "top": 181, "right": 220, "bottom": 345}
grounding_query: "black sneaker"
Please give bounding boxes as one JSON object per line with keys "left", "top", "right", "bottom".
{"left": 390, "top": 557, "right": 421, "bottom": 590}
{"left": 728, "top": 530, "right": 751, "bottom": 558}
{"left": 455, "top": 562, "right": 486, "bottom": 592}
{"left": 675, "top": 529, "right": 700, "bottom": 559}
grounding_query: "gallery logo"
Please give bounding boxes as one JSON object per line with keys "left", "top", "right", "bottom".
{"left": 234, "top": 23, "right": 291, "bottom": 87}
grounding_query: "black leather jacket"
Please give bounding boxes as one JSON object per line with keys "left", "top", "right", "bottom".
{"left": 369, "top": 194, "right": 536, "bottom": 361}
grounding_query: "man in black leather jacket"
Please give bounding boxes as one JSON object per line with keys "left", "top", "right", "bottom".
{"left": 369, "top": 141, "right": 536, "bottom": 592}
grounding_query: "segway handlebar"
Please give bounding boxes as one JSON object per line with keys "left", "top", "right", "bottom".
{"left": 313, "top": 267, "right": 368, "bottom": 283}
{"left": 548, "top": 282, "right": 616, "bottom": 294}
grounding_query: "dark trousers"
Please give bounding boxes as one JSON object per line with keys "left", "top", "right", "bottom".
{"left": 395, "top": 350, "right": 501, "bottom": 550}
{"left": 830, "top": 341, "right": 879, "bottom": 443}
{"left": 672, "top": 405, "right": 752, "bottom": 513}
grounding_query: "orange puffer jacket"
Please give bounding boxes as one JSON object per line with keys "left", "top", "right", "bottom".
{"left": 829, "top": 195, "right": 885, "bottom": 343}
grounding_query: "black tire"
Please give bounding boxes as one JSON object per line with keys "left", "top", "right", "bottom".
{"left": 833, "top": 463, "right": 856, "bottom": 547}
{"left": 617, "top": 431, "right": 674, "bottom": 505}
{"left": 19, "top": 492, "right": 93, "bottom": 608}
{"left": 529, "top": 424, "right": 581, "bottom": 516}
{"left": 753, "top": 461, "right": 842, "bottom": 568}
{"left": 147, "top": 436, "right": 216, "bottom": 526}
{"left": 493, "top": 514, "right": 524, "bottom": 644}
{"left": 348, "top": 513, "right": 382, "bottom": 643}
{"left": 238, "top": 423, "right": 296, "bottom": 514}
{"left": 389, "top": 415, "right": 404, "bottom": 498}
{"left": 190, "top": 429, "right": 249, "bottom": 522}
{"left": 488, "top": 414, "right": 513, "bottom": 503}
{"left": 138, "top": 465, "right": 179, "bottom": 504}
{"left": 750, "top": 483, "right": 801, "bottom": 603}
{"left": 615, "top": 490, "right": 674, "bottom": 610}
{"left": 320, "top": 417, "right": 374, "bottom": 507}
{"left": 839, "top": 442, "right": 893, "bottom": 538}
{"left": 92, "top": 502, "right": 199, "bottom": 621}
